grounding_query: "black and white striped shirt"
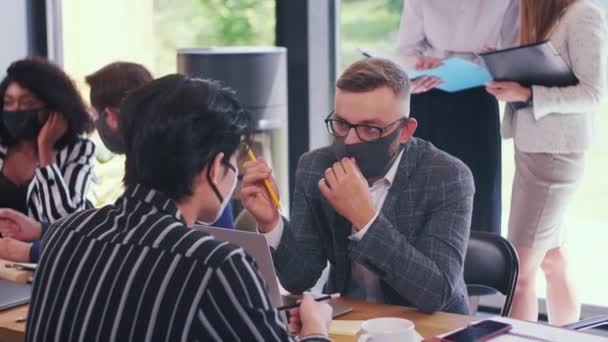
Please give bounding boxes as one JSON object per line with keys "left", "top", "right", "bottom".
{"left": 0, "top": 137, "right": 96, "bottom": 223}
{"left": 26, "top": 184, "right": 331, "bottom": 342}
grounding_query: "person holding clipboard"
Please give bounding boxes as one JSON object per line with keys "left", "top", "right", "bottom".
{"left": 396, "top": 0, "right": 520, "bottom": 234}
{"left": 485, "top": 0, "right": 607, "bottom": 326}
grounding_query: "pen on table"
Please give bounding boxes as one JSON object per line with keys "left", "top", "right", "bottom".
{"left": 246, "top": 148, "right": 282, "bottom": 209}
{"left": 277, "top": 293, "right": 341, "bottom": 311}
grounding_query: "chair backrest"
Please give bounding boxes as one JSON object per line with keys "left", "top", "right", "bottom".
{"left": 464, "top": 231, "right": 519, "bottom": 316}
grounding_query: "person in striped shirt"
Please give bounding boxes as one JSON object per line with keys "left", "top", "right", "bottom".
{"left": 0, "top": 57, "right": 95, "bottom": 263}
{"left": 26, "top": 74, "right": 333, "bottom": 342}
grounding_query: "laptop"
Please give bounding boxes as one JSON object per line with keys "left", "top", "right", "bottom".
{"left": 0, "top": 279, "right": 32, "bottom": 311}
{"left": 193, "top": 225, "right": 352, "bottom": 318}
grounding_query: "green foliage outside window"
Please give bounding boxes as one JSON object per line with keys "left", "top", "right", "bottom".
{"left": 153, "top": 0, "right": 275, "bottom": 76}
{"left": 340, "top": 0, "right": 403, "bottom": 70}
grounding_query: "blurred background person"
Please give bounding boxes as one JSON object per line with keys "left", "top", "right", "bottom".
{"left": 396, "top": 0, "right": 520, "bottom": 234}
{"left": 0, "top": 57, "right": 95, "bottom": 262}
{"left": 486, "top": 0, "right": 607, "bottom": 325}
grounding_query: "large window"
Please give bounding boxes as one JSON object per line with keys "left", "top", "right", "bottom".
{"left": 153, "top": 0, "right": 275, "bottom": 76}
{"left": 61, "top": 0, "right": 275, "bottom": 206}
{"left": 339, "top": 0, "right": 402, "bottom": 70}
{"left": 339, "top": 0, "right": 608, "bottom": 309}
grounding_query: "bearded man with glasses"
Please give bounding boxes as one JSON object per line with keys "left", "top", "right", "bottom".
{"left": 241, "top": 58, "right": 475, "bottom": 314}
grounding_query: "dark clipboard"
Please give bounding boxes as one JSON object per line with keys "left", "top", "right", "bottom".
{"left": 479, "top": 40, "right": 578, "bottom": 87}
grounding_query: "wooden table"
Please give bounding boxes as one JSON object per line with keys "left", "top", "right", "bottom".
{"left": 0, "top": 305, "right": 27, "bottom": 342}
{"left": 0, "top": 260, "right": 31, "bottom": 284}
{"left": 330, "top": 298, "right": 476, "bottom": 341}
{"left": 0, "top": 259, "right": 32, "bottom": 342}
{"left": 1, "top": 257, "right": 476, "bottom": 342}
{"left": 0, "top": 298, "right": 476, "bottom": 342}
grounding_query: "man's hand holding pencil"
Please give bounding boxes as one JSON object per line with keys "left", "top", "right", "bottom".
{"left": 240, "top": 149, "right": 282, "bottom": 233}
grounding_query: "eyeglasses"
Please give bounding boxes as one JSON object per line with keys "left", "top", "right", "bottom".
{"left": 324, "top": 112, "right": 406, "bottom": 142}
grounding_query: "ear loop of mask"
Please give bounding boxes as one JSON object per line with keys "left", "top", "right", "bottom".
{"left": 207, "top": 155, "right": 237, "bottom": 205}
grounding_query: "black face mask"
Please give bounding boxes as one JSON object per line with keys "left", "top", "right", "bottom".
{"left": 95, "top": 110, "right": 123, "bottom": 154}
{"left": 332, "top": 127, "right": 404, "bottom": 179}
{"left": 1, "top": 109, "right": 42, "bottom": 141}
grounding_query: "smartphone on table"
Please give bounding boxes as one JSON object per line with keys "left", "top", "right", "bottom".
{"left": 439, "top": 320, "right": 512, "bottom": 342}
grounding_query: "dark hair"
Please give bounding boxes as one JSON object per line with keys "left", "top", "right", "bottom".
{"left": 0, "top": 57, "right": 94, "bottom": 148}
{"left": 85, "top": 62, "right": 153, "bottom": 112}
{"left": 120, "top": 74, "right": 252, "bottom": 201}
{"left": 337, "top": 58, "right": 410, "bottom": 99}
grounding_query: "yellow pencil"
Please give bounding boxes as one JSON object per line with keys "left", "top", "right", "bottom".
{"left": 246, "top": 148, "right": 282, "bottom": 209}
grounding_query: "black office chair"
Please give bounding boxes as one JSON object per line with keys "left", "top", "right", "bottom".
{"left": 464, "top": 231, "right": 519, "bottom": 316}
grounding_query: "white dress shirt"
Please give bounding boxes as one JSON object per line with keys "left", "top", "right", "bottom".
{"left": 396, "top": 0, "right": 520, "bottom": 67}
{"left": 264, "top": 150, "right": 404, "bottom": 302}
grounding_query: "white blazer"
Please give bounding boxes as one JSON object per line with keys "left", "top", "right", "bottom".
{"left": 502, "top": 0, "right": 607, "bottom": 153}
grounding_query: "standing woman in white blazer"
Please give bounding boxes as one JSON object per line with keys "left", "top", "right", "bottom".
{"left": 486, "top": 0, "right": 607, "bottom": 325}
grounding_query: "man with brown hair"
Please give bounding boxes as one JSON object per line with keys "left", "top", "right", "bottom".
{"left": 86, "top": 62, "right": 153, "bottom": 154}
{"left": 241, "top": 58, "right": 475, "bottom": 314}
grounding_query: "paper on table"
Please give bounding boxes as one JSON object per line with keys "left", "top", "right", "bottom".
{"left": 357, "top": 47, "right": 492, "bottom": 93}
{"left": 438, "top": 316, "right": 607, "bottom": 342}
{"left": 491, "top": 316, "right": 607, "bottom": 342}
{"left": 330, "top": 320, "right": 364, "bottom": 336}
{"left": 330, "top": 320, "right": 423, "bottom": 341}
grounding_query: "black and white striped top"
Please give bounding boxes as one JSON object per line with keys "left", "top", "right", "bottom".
{"left": 0, "top": 137, "right": 96, "bottom": 223}
{"left": 26, "top": 184, "right": 331, "bottom": 342}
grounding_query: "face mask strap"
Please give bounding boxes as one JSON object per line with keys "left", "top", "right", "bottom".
{"left": 207, "top": 163, "right": 224, "bottom": 205}
{"left": 206, "top": 154, "right": 237, "bottom": 205}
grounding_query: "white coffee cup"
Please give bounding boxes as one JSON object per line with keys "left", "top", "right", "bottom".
{"left": 357, "top": 317, "right": 416, "bottom": 342}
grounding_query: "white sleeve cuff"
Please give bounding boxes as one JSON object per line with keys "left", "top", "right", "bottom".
{"left": 261, "top": 218, "right": 284, "bottom": 249}
{"left": 348, "top": 211, "right": 380, "bottom": 241}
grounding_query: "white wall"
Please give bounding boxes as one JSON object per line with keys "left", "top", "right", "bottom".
{"left": 0, "top": 1, "right": 30, "bottom": 78}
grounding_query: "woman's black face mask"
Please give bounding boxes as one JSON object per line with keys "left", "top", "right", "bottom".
{"left": 95, "top": 110, "right": 124, "bottom": 154}
{"left": 1, "top": 109, "right": 43, "bottom": 141}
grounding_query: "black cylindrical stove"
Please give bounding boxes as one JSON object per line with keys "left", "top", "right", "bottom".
{"left": 177, "top": 47, "right": 289, "bottom": 220}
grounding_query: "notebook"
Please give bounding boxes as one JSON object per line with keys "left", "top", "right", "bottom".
{"left": 0, "top": 279, "right": 31, "bottom": 311}
{"left": 480, "top": 40, "right": 578, "bottom": 87}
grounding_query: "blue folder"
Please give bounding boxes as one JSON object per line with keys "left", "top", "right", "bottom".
{"left": 408, "top": 57, "right": 492, "bottom": 93}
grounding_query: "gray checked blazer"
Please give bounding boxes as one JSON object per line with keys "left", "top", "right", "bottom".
{"left": 271, "top": 138, "right": 474, "bottom": 314}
